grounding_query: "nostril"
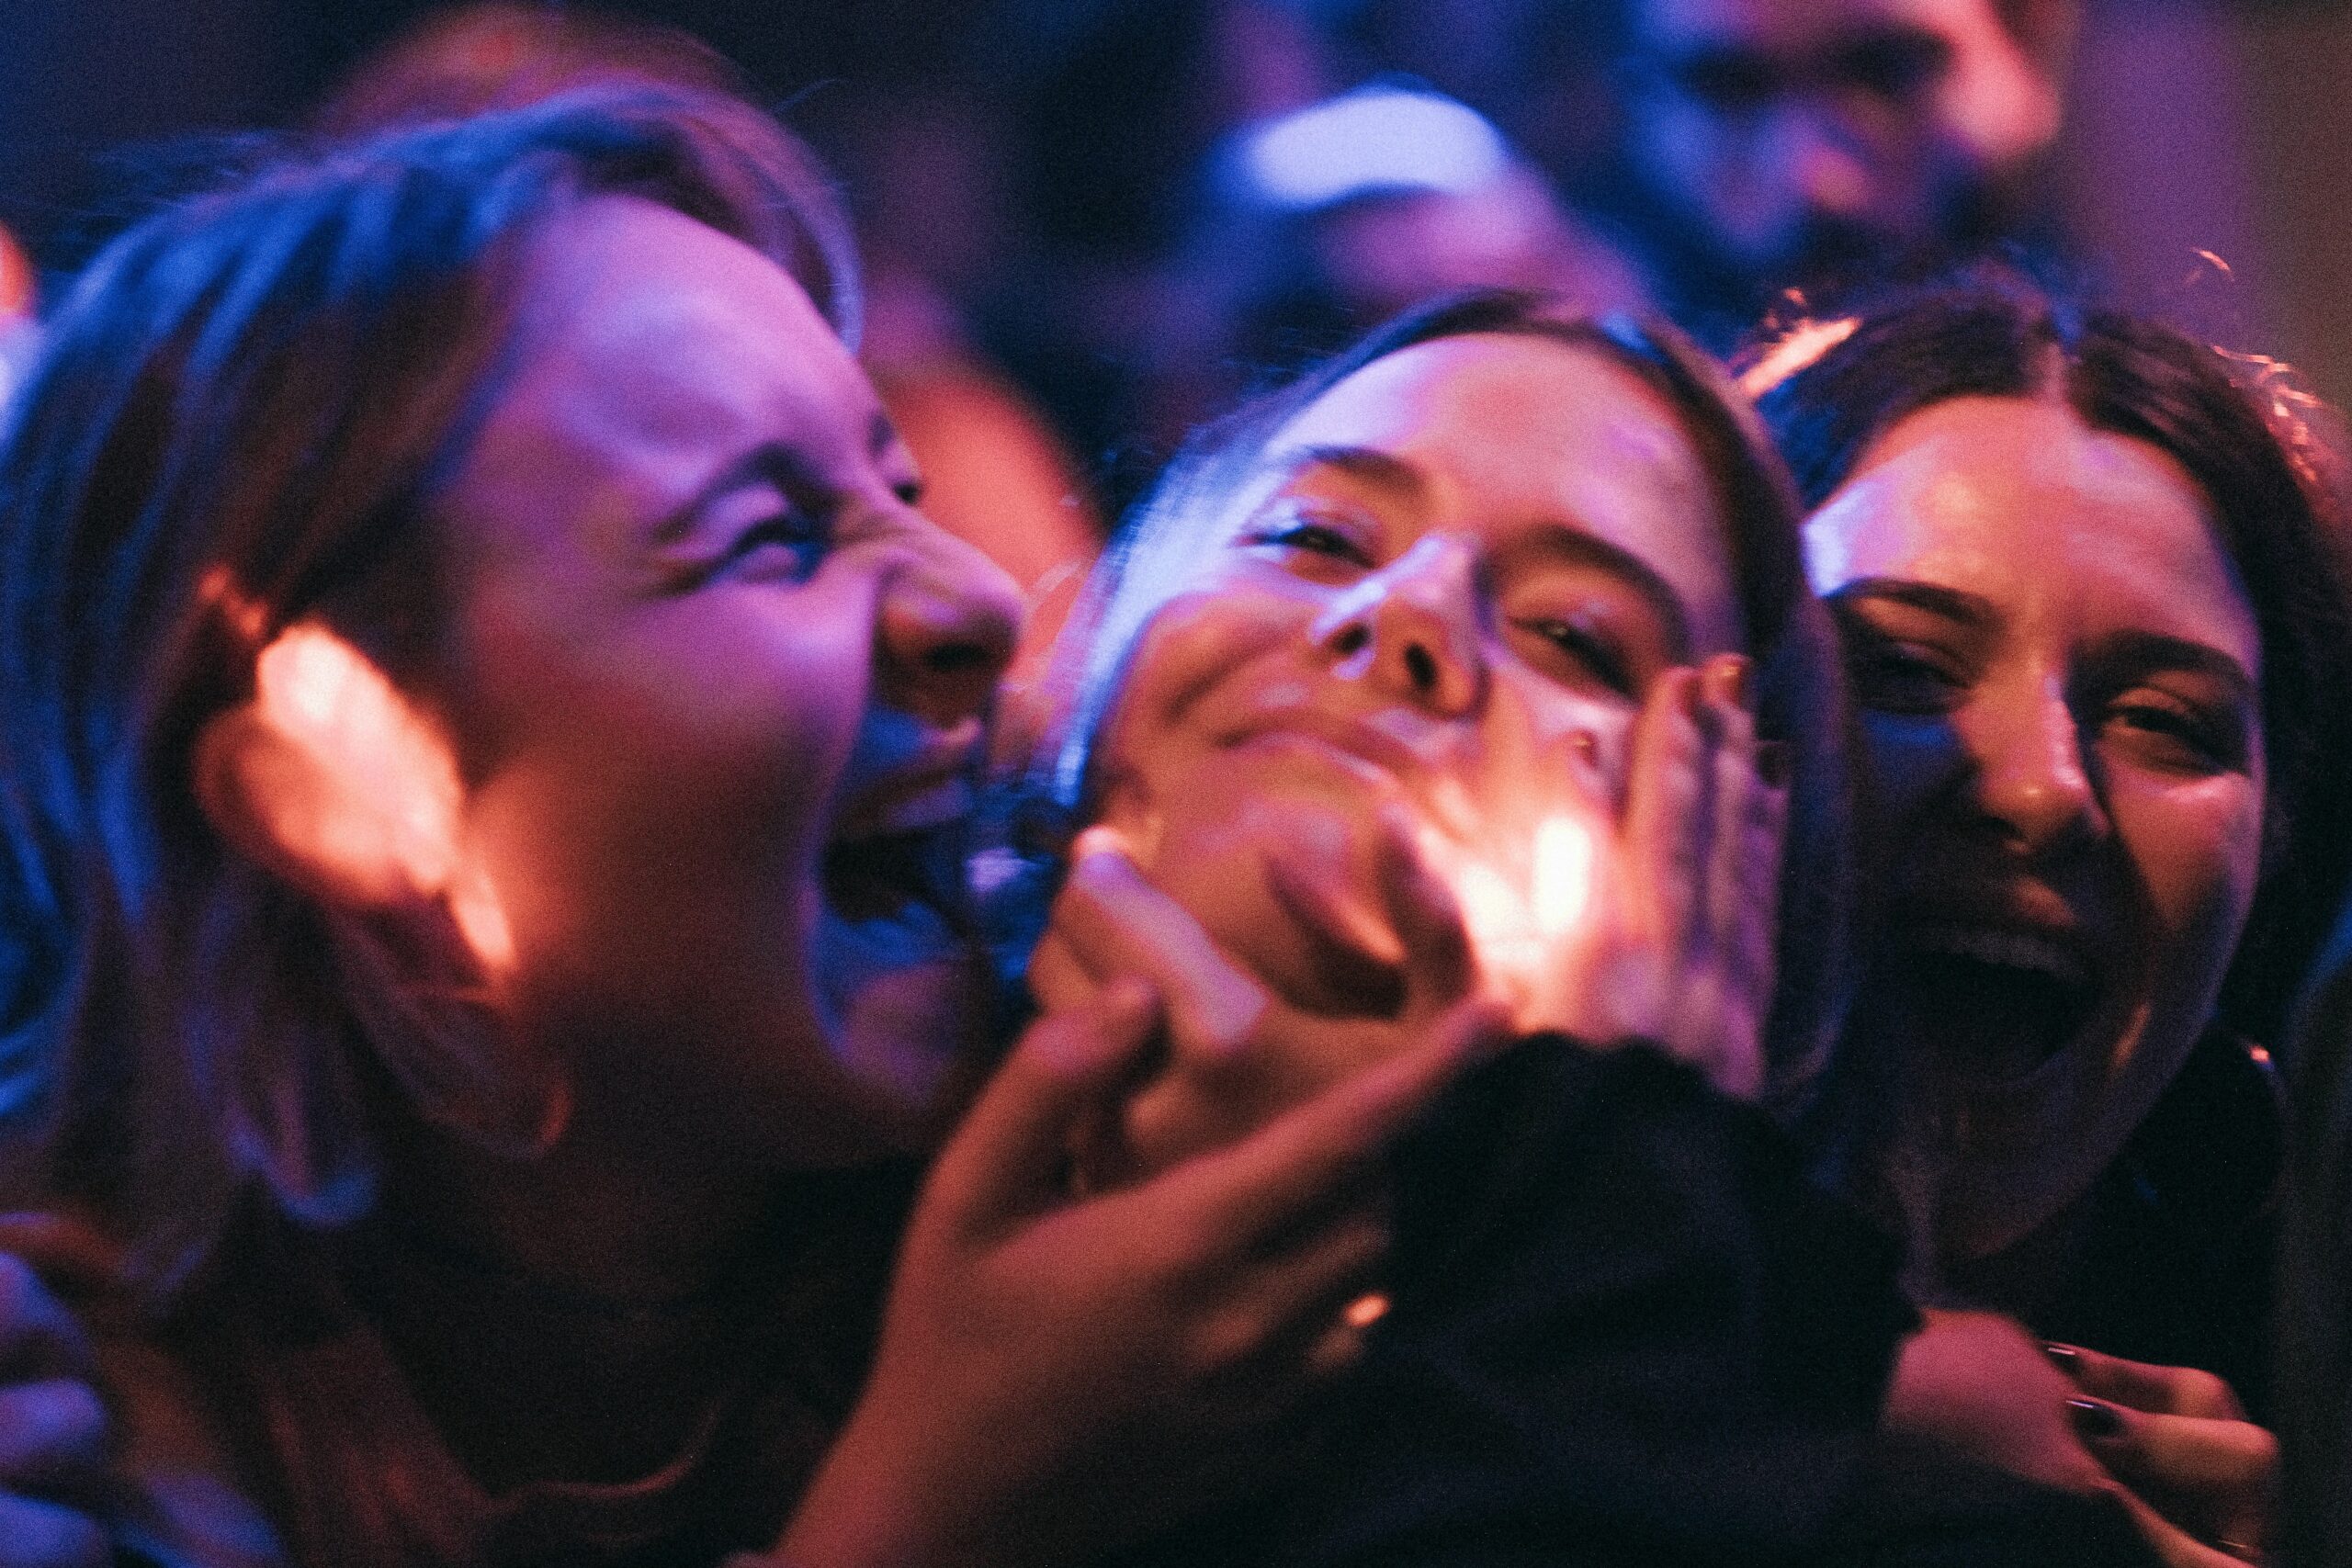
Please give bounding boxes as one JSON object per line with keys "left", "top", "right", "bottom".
{"left": 1330, "top": 623, "right": 1371, "bottom": 657}
{"left": 1404, "top": 643, "right": 1438, "bottom": 691}
{"left": 923, "top": 643, "right": 992, "bottom": 674}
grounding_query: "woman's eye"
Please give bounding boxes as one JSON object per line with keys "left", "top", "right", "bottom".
{"left": 722, "top": 511, "right": 830, "bottom": 581}
{"left": 1842, "top": 627, "right": 1968, "bottom": 715}
{"left": 1519, "top": 616, "right": 1636, "bottom": 698}
{"left": 2101, "top": 695, "right": 2244, "bottom": 774}
{"left": 1238, "top": 510, "right": 1374, "bottom": 570}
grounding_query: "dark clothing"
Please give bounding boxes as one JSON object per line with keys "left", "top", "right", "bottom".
{"left": 1953, "top": 1031, "right": 2282, "bottom": 1421}
{"left": 1132, "top": 1036, "right": 2157, "bottom": 1567}
{"left": 2278, "top": 915, "right": 2352, "bottom": 1568}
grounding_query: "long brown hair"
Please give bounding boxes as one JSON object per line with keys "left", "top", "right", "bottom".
{"left": 0, "top": 87, "right": 857, "bottom": 1303}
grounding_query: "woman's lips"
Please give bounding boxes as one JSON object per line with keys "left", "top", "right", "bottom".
{"left": 1216, "top": 707, "right": 1430, "bottom": 789}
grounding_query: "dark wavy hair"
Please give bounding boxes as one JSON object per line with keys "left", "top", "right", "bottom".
{"left": 0, "top": 87, "right": 859, "bottom": 1299}
{"left": 1031, "top": 288, "right": 1856, "bottom": 1107}
{"left": 1751, "top": 270, "right": 2352, "bottom": 1054}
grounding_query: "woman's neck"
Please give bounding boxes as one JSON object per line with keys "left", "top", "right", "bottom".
{"left": 368, "top": 1114, "right": 784, "bottom": 1491}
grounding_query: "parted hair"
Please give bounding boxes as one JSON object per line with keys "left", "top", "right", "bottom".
{"left": 0, "top": 87, "right": 858, "bottom": 1300}
{"left": 1752, "top": 270, "right": 2352, "bottom": 1053}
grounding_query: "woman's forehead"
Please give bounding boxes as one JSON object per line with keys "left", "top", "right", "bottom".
{"left": 1258, "top": 333, "right": 1742, "bottom": 652}
{"left": 1807, "top": 395, "right": 2256, "bottom": 669}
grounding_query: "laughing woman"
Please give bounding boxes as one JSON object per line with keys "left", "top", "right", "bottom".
{"left": 1755, "top": 274, "right": 2352, "bottom": 1564}
{"left": 0, "top": 91, "right": 1479, "bottom": 1568}
{"left": 1008, "top": 288, "right": 2161, "bottom": 1565}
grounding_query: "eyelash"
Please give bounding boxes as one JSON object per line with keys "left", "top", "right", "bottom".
{"left": 1240, "top": 514, "right": 1374, "bottom": 568}
{"left": 1843, "top": 628, "right": 1970, "bottom": 716}
{"left": 1843, "top": 626, "right": 2245, "bottom": 771}
{"left": 721, "top": 508, "right": 831, "bottom": 581}
{"left": 2103, "top": 695, "right": 2242, "bottom": 773}
{"left": 1519, "top": 616, "right": 1637, "bottom": 698}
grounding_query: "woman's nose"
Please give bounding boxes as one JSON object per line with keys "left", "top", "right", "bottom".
{"left": 874, "top": 523, "right": 1022, "bottom": 728}
{"left": 1962, "top": 672, "right": 2109, "bottom": 858}
{"left": 1313, "top": 536, "right": 1485, "bottom": 716}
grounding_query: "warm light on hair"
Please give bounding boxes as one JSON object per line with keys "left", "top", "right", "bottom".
{"left": 245, "top": 623, "right": 515, "bottom": 975}
{"left": 1737, "top": 315, "right": 1860, "bottom": 400}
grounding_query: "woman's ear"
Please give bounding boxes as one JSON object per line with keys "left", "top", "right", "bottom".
{"left": 191, "top": 624, "right": 502, "bottom": 953}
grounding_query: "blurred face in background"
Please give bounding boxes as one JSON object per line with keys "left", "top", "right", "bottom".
{"left": 1619, "top": 0, "right": 2071, "bottom": 294}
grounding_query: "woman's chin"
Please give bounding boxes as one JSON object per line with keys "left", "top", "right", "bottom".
{"left": 807, "top": 889, "right": 992, "bottom": 1158}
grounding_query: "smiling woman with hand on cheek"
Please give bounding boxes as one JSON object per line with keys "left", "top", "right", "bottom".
{"left": 994, "top": 290, "right": 2166, "bottom": 1565}
{"left": 1757, "top": 274, "right": 2352, "bottom": 1567}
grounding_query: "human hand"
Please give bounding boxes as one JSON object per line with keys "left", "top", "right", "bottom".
{"left": 0, "top": 1253, "right": 109, "bottom": 1568}
{"left": 1031, "top": 823, "right": 1484, "bottom": 1180}
{"left": 1883, "top": 1308, "right": 2117, "bottom": 1497}
{"left": 2047, "top": 1343, "right": 2275, "bottom": 1566}
{"left": 778, "top": 979, "right": 1498, "bottom": 1568}
{"left": 1507, "top": 656, "right": 1786, "bottom": 1100}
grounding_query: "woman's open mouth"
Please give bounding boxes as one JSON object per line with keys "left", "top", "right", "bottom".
{"left": 815, "top": 756, "right": 987, "bottom": 994}
{"left": 1892, "top": 921, "right": 2101, "bottom": 1083}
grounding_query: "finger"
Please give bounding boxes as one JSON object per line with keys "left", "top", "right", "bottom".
{"left": 0, "top": 1492, "right": 107, "bottom": 1568}
{"left": 1367, "top": 805, "right": 1472, "bottom": 1006}
{"left": 1700, "top": 672, "right": 1759, "bottom": 948}
{"left": 1053, "top": 842, "right": 1268, "bottom": 1064}
{"left": 1620, "top": 669, "right": 1707, "bottom": 949}
{"left": 1025, "top": 930, "right": 1100, "bottom": 1018}
{"left": 2107, "top": 1482, "right": 2263, "bottom": 1568}
{"left": 2075, "top": 1402, "right": 2274, "bottom": 1545}
{"left": 1175, "top": 999, "right": 1503, "bottom": 1251}
{"left": 920, "top": 979, "right": 1163, "bottom": 1236}
{"left": 1188, "top": 1206, "right": 1389, "bottom": 1381}
{"left": 0, "top": 1382, "right": 107, "bottom": 1493}
{"left": 0, "top": 1259, "right": 94, "bottom": 1384}
{"left": 2048, "top": 1345, "right": 2247, "bottom": 1420}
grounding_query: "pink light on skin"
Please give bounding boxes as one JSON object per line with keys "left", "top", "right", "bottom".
{"left": 1417, "top": 808, "right": 1600, "bottom": 1031}
{"left": 244, "top": 622, "right": 516, "bottom": 976}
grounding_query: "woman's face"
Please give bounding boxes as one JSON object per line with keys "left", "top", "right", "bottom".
{"left": 430, "top": 197, "right": 1021, "bottom": 1166}
{"left": 1090, "top": 332, "right": 1740, "bottom": 1032}
{"left": 1807, "top": 393, "right": 2264, "bottom": 1257}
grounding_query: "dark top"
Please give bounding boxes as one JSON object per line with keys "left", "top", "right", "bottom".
{"left": 1951, "top": 1031, "right": 2282, "bottom": 1421}
{"left": 1124, "top": 1035, "right": 2158, "bottom": 1567}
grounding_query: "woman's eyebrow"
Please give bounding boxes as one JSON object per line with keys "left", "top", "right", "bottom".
{"left": 1823, "top": 576, "right": 1996, "bottom": 627}
{"left": 2094, "top": 629, "right": 2257, "bottom": 705}
{"left": 1514, "top": 523, "right": 1694, "bottom": 663}
{"left": 1269, "top": 443, "right": 1427, "bottom": 500}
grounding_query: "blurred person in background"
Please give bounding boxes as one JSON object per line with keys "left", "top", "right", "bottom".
{"left": 1435, "top": 0, "right": 2082, "bottom": 345}
{"left": 314, "top": 1, "right": 1102, "bottom": 622}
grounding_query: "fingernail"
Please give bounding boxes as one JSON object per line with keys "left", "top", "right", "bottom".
{"left": 1071, "top": 825, "right": 1131, "bottom": 863}
{"left": 1677, "top": 668, "right": 1705, "bottom": 721}
{"left": 2042, "top": 1341, "right": 2082, "bottom": 1371}
{"left": 2067, "top": 1397, "right": 2123, "bottom": 1439}
{"left": 1756, "top": 740, "right": 1792, "bottom": 787}
{"left": 1717, "top": 655, "right": 1754, "bottom": 711}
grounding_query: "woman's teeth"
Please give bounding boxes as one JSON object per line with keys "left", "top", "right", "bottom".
{"left": 1906, "top": 923, "right": 2091, "bottom": 990}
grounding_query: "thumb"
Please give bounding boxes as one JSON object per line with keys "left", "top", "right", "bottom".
{"left": 918, "top": 979, "right": 1162, "bottom": 1243}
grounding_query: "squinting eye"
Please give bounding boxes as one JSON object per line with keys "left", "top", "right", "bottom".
{"left": 1520, "top": 617, "right": 1636, "bottom": 699}
{"left": 722, "top": 511, "right": 831, "bottom": 582}
{"left": 1841, "top": 626, "right": 1968, "bottom": 716}
{"left": 1238, "top": 510, "right": 1375, "bottom": 570}
{"left": 2103, "top": 697, "right": 2244, "bottom": 774}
